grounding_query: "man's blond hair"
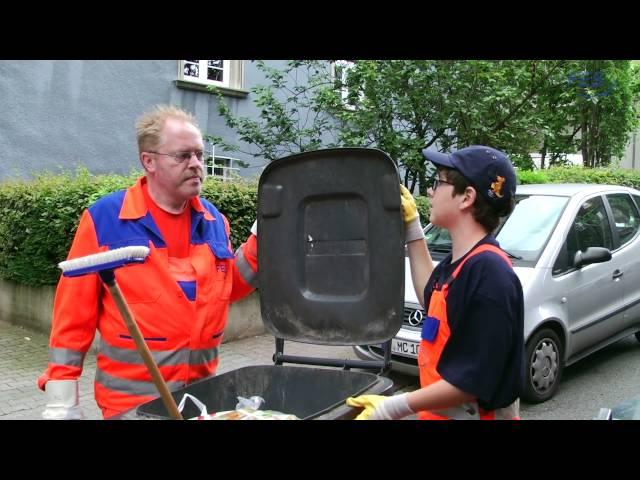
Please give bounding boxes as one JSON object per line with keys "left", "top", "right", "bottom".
{"left": 136, "top": 105, "right": 200, "bottom": 154}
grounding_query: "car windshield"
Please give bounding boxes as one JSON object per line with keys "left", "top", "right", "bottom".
{"left": 424, "top": 194, "right": 569, "bottom": 263}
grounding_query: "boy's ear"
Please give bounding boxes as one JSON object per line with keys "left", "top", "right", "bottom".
{"left": 461, "top": 185, "right": 477, "bottom": 208}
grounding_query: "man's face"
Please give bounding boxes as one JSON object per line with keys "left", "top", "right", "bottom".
{"left": 145, "top": 118, "right": 205, "bottom": 205}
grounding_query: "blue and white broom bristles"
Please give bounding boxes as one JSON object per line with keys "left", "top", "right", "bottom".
{"left": 59, "top": 246, "right": 150, "bottom": 277}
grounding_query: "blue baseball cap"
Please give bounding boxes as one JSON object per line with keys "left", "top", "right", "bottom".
{"left": 422, "top": 145, "right": 516, "bottom": 211}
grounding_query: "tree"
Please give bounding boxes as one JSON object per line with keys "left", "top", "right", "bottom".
{"left": 323, "top": 60, "right": 571, "bottom": 192}
{"left": 324, "top": 60, "right": 640, "bottom": 177}
{"left": 433, "top": 60, "right": 569, "bottom": 171}
{"left": 319, "top": 60, "right": 453, "bottom": 193}
{"left": 213, "top": 60, "right": 640, "bottom": 193}
{"left": 566, "top": 61, "right": 640, "bottom": 167}
{"left": 207, "top": 60, "right": 339, "bottom": 162}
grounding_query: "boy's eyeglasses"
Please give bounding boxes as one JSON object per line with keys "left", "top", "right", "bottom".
{"left": 432, "top": 177, "right": 454, "bottom": 191}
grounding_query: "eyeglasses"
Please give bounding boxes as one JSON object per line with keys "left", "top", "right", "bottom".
{"left": 432, "top": 177, "right": 454, "bottom": 191}
{"left": 147, "top": 150, "right": 205, "bottom": 164}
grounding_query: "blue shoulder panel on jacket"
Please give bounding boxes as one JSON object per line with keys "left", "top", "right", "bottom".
{"left": 192, "top": 198, "right": 234, "bottom": 259}
{"left": 88, "top": 190, "right": 165, "bottom": 249}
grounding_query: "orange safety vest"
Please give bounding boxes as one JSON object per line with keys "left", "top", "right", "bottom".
{"left": 417, "top": 244, "right": 520, "bottom": 420}
{"left": 38, "top": 177, "right": 258, "bottom": 417}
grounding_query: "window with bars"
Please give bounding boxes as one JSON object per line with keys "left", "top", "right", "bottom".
{"left": 204, "top": 144, "right": 241, "bottom": 181}
{"left": 332, "top": 60, "right": 359, "bottom": 109}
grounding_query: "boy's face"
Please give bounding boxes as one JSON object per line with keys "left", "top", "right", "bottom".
{"left": 428, "top": 169, "right": 461, "bottom": 228}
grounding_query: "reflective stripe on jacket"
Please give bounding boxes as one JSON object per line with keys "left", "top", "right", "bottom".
{"left": 38, "top": 176, "right": 258, "bottom": 416}
{"left": 417, "top": 244, "right": 519, "bottom": 420}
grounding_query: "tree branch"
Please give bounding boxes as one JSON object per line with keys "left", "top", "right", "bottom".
{"left": 491, "top": 60, "right": 566, "bottom": 133}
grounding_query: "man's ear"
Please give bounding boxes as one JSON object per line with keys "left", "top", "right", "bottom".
{"left": 140, "top": 152, "right": 155, "bottom": 173}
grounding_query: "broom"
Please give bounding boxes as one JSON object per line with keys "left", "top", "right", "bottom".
{"left": 59, "top": 246, "right": 184, "bottom": 420}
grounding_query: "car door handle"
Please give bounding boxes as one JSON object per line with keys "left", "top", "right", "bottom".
{"left": 612, "top": 269, "right": 623, "bottom": 279}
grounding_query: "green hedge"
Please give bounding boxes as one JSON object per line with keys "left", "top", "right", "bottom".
{"left": 4, "top": 165, "right": 638, "bottom": 286}
{"left": 410, "top": 165, "right": 640, "bottom": 227}
{"left": 200, "top": 177, "right": 257, "bottom": 249}
{"left": 414, "top": 195, "right": 431, "bottom": 226}
{"left": 0, "top": 169, "right": 257, "bottom": 286}
{"left": 518, "top": 166, "right": 640, "bottom": 189}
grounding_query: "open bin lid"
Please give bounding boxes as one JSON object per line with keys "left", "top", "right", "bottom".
{"left": 257, "top": 147, "right": 404, "bottom": 346}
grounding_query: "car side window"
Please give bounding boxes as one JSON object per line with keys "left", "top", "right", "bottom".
{"left": 606, "top": 193, "right": 640, "bottom": 247}
{"left": 425, "top": 226, "right": 451, "bottom": 247}
{"left": 553, "top": 195, "right": 612, "bottom": 275}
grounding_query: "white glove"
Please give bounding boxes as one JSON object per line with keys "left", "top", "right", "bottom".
{"left": 369, "top": 393, "right": 415, "bottom": 420}
{"left": 250, "top": 220, "right": 257, "bottom": 237}
{"left": 42, "top": 380, "right": 84, "bottom": 420}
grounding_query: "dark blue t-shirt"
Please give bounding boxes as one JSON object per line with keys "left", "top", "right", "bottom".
{"left": 423, "top": 235, "right": 525, "bottom": 411}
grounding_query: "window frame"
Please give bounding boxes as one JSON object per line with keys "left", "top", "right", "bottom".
{"left": 203, "top": 143, "right": 241, "bottom": 182}
{"left": 604, "top": 192, "right": 640, "bottom": 250}
{"left": 207, "top": 155, "right": 241, "bottom": 182}
{"left": 175, "top": 60, "right": 248, "bottom": 97}
{"left": 331, "top": 60, "right": 359, "bottom": 110}
{"left": 180, "top": 60, "right": 231, "bottom": 87}
{"left": 552, "top": 194, "right": 614, "bottom": 276}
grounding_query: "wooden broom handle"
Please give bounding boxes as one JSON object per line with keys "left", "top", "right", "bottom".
{"left": 107, "top": 282, "right": 183, "bottom": 420}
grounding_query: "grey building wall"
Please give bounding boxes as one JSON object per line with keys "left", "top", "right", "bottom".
{"left": 618, "top": 130, "right": 639, "bottom": 170}
{"left": 0, "top": 60, "right": 293, "bottom": 180}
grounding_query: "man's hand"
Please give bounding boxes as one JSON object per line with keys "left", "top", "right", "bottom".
{"left": 400, "top": 184, "right": 424, "bottom": 243}
{"left": 347, "top": 393, "right": 415, "bottom": 420}
{"left": 42, "top": 380, "right": 84, "bottom": 420}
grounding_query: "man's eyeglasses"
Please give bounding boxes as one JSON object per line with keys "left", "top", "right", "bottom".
{"left": 432, "top": 177, "right": 454, "bottom": 191}
{"left": 148, "top": 150, "right": 205, "bottom": 163}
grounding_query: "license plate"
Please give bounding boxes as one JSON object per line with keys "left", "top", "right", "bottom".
{"left": 391, "top": 339, "right": 420, "bottom": 358}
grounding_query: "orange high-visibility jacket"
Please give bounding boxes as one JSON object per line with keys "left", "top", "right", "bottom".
{"left": 38, "top": 177, "right": 258, "bottom": 417}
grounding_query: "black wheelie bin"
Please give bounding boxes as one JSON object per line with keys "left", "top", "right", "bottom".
{"left": 135, "top": 147, "right": 405, "bottom": 420}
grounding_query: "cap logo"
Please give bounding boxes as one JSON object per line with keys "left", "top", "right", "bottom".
{"left": 489, "top": 175, "right": 505, "bottom": 199}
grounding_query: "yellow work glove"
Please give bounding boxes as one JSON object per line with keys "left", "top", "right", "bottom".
{"left": 400, "top": 184, "right": 419, "bottom": 223}
{"left": 400, "top": 184, "right": 424, "bottom": 243}
{"left": 347, "top": 393, "right": 415, "bottom": 420}
{"left": 346, "top": 395, "right": 387, "bottom": 420}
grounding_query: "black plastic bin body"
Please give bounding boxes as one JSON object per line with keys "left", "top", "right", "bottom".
{"left": 129, "top": 148, "right": 402, "bottom": 420}
{"left": 135, "top": 365, "right": 393, "bottom": 420}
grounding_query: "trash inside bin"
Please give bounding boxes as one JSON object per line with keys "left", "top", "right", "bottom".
{"left": 137, "top": 365, "right": 393, "bottom": 420}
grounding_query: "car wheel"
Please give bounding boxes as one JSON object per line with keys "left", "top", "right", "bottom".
{"left": 635, "top": 332, "right": 640, "bottom": 343}
{"left": 522, "top": 328, "right": 563, "bottom": 403}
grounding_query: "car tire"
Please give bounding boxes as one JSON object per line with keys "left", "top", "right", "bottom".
{"left": 522, "top": 328, "right": 564, "bottom": 404}
{"left": 635, "top": 332, "right": 640, "bottom": 343}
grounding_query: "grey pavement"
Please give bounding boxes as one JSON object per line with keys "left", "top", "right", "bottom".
{"left": 0, "top": 320, "right": 375, "bottom": 420}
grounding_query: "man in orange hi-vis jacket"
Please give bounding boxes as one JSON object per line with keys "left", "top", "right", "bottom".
{"left": 38, "top": 105, "right": 258, "bottom": 419}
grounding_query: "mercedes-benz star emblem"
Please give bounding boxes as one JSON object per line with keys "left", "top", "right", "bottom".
{"left": 408, "top": 309, "right": 424, "bottom": 327}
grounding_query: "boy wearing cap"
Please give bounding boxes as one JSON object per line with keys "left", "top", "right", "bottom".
{"left": 348, "top": 145, "right": 524, "bottom": 420}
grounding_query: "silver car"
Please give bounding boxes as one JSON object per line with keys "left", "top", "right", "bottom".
{"left": 355, "top": 183, "right": 640, "bottom": 403}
